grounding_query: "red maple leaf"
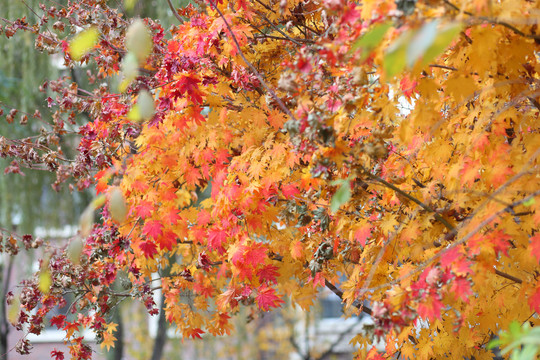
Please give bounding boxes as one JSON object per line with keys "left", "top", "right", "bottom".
{"left": 158, "top": 230, "right": 177, "bottom": 251}
{"left": 184, "top": 165, "right": 201, "bottom": 187}
{"left": 528, "top": 282, "right": 540, "bottom": 313}
{"left": 174, "top": 74, "right": 203, "bottom": 104}
{"left": 244, "top": 243, "right": 267, "bottom": 267}
{"left": 50, "top": 315, "right": 66, "bottom": 329}
{"left": 185, "top": 327, "right": 205, "bottom": 339}
{"left": 216, "top": 287, "right": 240, "bottom": 311}
{"left": 281, "top": 183, "right": 300, "bottom": 199}
{"left": 51, "top": 349, "right": 65, "bottom": 360}
{"left": 491, "top": 230, "right": 512, "bottom": 256}
{"left": 139, "top": 240, "right": 158, "bottom": 258}
{"left": 257, "top": 265, "right": 279, "bottom": 284}
{"left": 256, "top": 285, "right": 284, "bottom": 311}
{"left": 143, "top": 220, "right": 163, "bottom": 239}
{"left": 163, "top": 207, "right": 181, "bottom": 225}
{"left": 400, "top": 75, "right": 418, "bottom": 100}
{"left": 94, "top": 169, "right": 110, "bottom": 194}
{"left": 354, "top": 224, "right": 371, "bottom": 246}
{"left": 208, "top": 228, "right": 228, "bottom": 252}
{"left": 198, "top": 251, "right": 212, "bottom": 271}
{"left": 440, "top": 247, "right": 471, "bottom": 275}
{"left": 197, "top": 209, "right": 211, "bottom": 226}
{"left": 417, "top": 296, "right": 443, "bottom": 321}
{"left": 230, "top": 242, "right": 248, "bottom": 267}
{"left": 63, "top": 322, "right": 81, "bottom": 338}
{"left": 529, "top": 233, "right": 540, "bottom": 261}
{"left": 450, "top": 276, "right": 472, "bottom": 302}
{"left": 135, "top": 201, "right": 154, "bottom": 219}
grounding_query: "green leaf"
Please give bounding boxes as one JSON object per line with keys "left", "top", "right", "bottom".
{"left": 422, "top": 22, "right": 462, "bottom": 65}
{"left": 38, "top": 270, "right": 52, "bottom": 294}
{"left": 509, "top": 321, "right": 522, "bottom": 337}
{"left": 516, "top": 345, "right": 539, "bottom": 360}
{"left": 127, "top": 90, "right": 155, "bottom": 122}
{"left": 350, "top": 22, "right": 393, "bottom": 60}
{"left": 7, "top": 296, "right": 20, "bottom": 324}
{"left": 488, "top": 338, "right": 503, "bottom": 349}
{"left": 523, "top": 197, "right": 536, "bottom": 207}
{"left": 330, "top": 180, "right": 351, "bottom": 213}
{"left": 91, "top": 194, "right": 106, "bottom": 209}
{"left": 383, "top": 36, "right": 408, "bottom": 78}
{"left": 127, "top": 104, "right": 141, "bottom": 122}
{"left": 69, "top": 27, "right": 100, "bottom": 61}
{"left": 407, "top": 20, "right": 439, "bottom": 67}
{"left": 124, "top": 0, "right": 137, "bottom": 11}
{"left": 79, "top": 194, "right": 106, "bottom": 237}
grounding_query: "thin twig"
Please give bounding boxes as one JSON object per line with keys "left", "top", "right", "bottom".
{"left": 364, "top": 171, "right": 455, "bottom": 231}
{"left": 208, "top": 0, "right": 297, "bottom": 122}
{"left": 365, "top": 190, "right": 540, "bottom": 293}
{"left": 260, "top": 14, "right": 305, "bottom": 46}
{"left": 166, "top": 0, "right": 184, "bottom": 23}
{"left": 429, "top": 64, "right": 458, "bottom": 71}
{"left": 443, "top": 0, "right": 540, "bottom": 40}
{"left": 494, "top": 269, "right": 522, "bottom": 284}
{"left": 324, "top": 280, "right": 372, "bottom": 316}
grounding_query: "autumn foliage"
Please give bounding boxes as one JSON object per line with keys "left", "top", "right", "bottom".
{"left": 2, "top": 0, "right": 540, "bottom": 358}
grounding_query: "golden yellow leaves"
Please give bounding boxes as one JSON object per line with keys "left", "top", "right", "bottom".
{"left": 100, "top": 322, "right": 118, "bottom": 351}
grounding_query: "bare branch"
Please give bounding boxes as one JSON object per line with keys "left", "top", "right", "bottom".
{"left": 166, "top": 0, "right": 185, "bottom": 23}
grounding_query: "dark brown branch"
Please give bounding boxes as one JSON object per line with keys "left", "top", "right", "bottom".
{"left": 260, "top": 14, "right": 305, "bottom": 46}
{"left": 208, "top": 0, "right": 297, "bottom": 122}
{"left": 527, "top": 96, "right": 540, "bottom": 111}
{"left": 324, "top": 280, "right": 372, "bottom": 316}
{"left": 253, "top": 34, "right": 315, "bottom": 44}
{"left": 166, "top": 0, "right": 185, "bottom": 23}
{"left": 429, "top": 64, "right": 458, "bottom": 71}
{"left": 494, "top": 269, "right": 522, "bottom": 284}
{"left": 364, "top": 172, "right": 455, "bottom": 231}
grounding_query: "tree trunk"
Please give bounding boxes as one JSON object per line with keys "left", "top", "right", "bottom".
{"left": 150, "top": 294, "right": 168, "bottom": 360}
{"left": 0, "top": 256, "right": 13, "bottom": 360}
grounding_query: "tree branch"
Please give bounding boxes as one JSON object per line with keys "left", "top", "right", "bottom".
{"left": 429, "top": 64, "right": 457, "bottom": 71}
{"left": 324, "top": 280, "right": 372, "bottom": 316}
{"left": 494, "top": 269, "right": 522, "bottom": 284}
{"left": 207, "top": 0, "right": 297, "bottom": 122}
{"left": 364, "top": 172, "right": 455, "bottom": 231}
{"left": 364, "top": 190, "right": 540, "bottom": 293}
{"left": 443, "top": 0, "right": 540, "bottom": 40}
{"left": 166, "top": 0, "right": 185, "bottom": 23}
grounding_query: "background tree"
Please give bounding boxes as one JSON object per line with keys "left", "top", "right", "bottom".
{"left": 0, "top": 1, "right": 177, "bottom": 358}
{"left": 1, "top": 0, "right": 539, "bottom": 359}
